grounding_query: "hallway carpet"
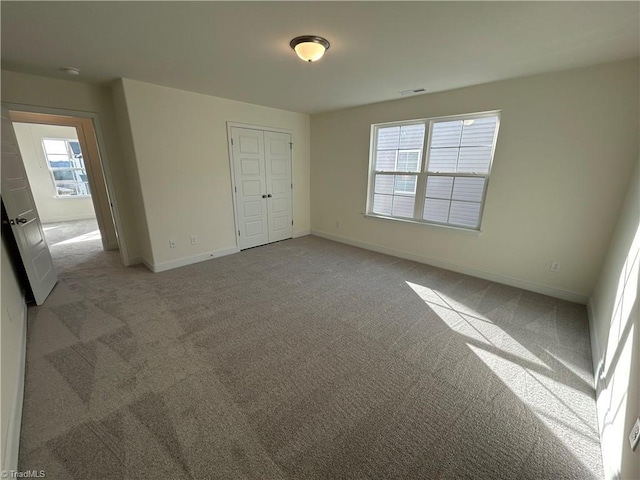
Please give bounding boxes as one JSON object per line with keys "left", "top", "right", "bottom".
{"left": 19, "top": 227, "right": 603, "bottom": 479}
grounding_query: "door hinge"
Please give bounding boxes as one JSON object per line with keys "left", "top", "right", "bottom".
{"left": 238, "top": 230, "right": 240, "bottom": 236}
{"left": 291, "top": 183, "right": 293, "bottom": 189}
{"left": 289, "top": 142, "right": 292, "bottom": 150}
{"left": 234, "top": 186, "right": 237, "bottom": 193}
{"left": 231, "top": 138, "right": 234, "bottom": 146}
{"left": 291, "top": 220, "right": 294, "bottom": 226}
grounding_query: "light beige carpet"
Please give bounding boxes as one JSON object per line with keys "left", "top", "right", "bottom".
{"left": 19, "top": 219, "right": 603, "bottom": 479}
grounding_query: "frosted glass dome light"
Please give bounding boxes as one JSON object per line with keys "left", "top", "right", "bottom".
{"left": 290, "top": 36, "right": 330, "bottom": 63}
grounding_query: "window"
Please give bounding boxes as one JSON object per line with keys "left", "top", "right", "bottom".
{"left": 367, "top": 112, "right": 500, "bottom": 230}
{"left": 42, "top": 139, "right": 91, "bottom": 197}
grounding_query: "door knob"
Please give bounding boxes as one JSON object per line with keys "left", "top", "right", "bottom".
{"left": 262, "top": 194, "right": 267, "bottom": 198}
{"left": 16, "top": 218, "right": 28, "bottom": 224}
{"left": 267, "top": 194, "right": 272, "bottom": 198}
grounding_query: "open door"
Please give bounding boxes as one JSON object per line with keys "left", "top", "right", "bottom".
{"left": 1, "top": 106, "right": 57, "bottom": 305}
{"left": 9, "top": 110, "right": 119, "bottom": 252}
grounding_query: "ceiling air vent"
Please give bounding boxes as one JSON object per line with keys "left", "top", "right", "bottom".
{"left": 399, "top": 88, "right": 427, "bottom": 96}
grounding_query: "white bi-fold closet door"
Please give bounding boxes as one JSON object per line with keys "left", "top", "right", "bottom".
{"left": 230, "top": 126, "right": 293, "bottom": 250}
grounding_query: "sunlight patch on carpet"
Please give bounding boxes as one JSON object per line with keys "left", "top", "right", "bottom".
{"left": 53, "top": 230, "right": 101, "bottom": 246}
{"left": 405, "top": 280, "right": 602, "bottom": 477}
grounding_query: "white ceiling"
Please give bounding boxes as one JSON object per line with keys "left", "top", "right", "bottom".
{"left": 2, "top": 2, "right": 638, "bottom": 114}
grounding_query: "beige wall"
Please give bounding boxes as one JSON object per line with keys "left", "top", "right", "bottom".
{"left": 1, "top": 70, "right": 311, "bottom": 271}
{"left": 310, "top": 59, "right": 639, "bottom": 302}
{"left": 1, "top": 240, "right": 27, "bottom": 471}
{"left": 1, "top": 70, "right": 140, "bottom": 263}
{"left": 119, "top": 78, "right": 311, "bottom": 270}
{"left": 111, "top": 80, "right": 153, "bottom": 264}
{"left": 588, "top": 158, "right": 639, "bottom": 480}
{"left": 13, "top": 123, "right": 96, "bottom": 223}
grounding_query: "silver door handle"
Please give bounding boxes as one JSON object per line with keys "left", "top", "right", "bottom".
{"left": 16, "top": 218, "right": 27, "bottom": 224}
{"left": 267, "top": 194, "right": 272, "bottom": 198}
{"left": 262, "top": 195, "right": 267, "bottom": 198}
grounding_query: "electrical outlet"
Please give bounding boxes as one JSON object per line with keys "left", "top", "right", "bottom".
{"left": 550, "top": 261, "right": 561, "bottom": 272}
{"left": 629, "top": 417, "right": 640, "bottom": 451}
{"left": 190, "top": 235, "right": 198, "bottom": 245}
{"left": 169, "top": 239, "right": 176, "bottom": 249}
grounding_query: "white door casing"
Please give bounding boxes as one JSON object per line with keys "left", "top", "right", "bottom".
{"left": 1, "top": 107, "right": 57, "bottom": 305}
{"left": 230, "top": 126, "right": 293, "bottom": 250}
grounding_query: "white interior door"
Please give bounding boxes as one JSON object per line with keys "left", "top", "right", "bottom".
{"left": 264, "top": 131, "right": 293, "bottom": 243}
{"left": 1, "top": 107, "right": 57, "bottom": 305}
{"left": 231, "top": 127, "right": 268, "bottom": 250}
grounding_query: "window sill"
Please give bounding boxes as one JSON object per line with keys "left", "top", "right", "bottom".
{"left": 363, "top": 213, "right": 482, "bottom": 235}
{"left": 54, "top": 195, "right": 92, "bottom": 199}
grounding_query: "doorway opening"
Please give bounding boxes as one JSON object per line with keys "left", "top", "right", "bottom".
{"left": 9, "top": 110, "right": 120, "bottom": 274}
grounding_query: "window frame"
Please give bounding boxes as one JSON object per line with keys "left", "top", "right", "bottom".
{"left": 366, "top": 110, "right": 500, "bottom": 231}
{"left": 41, "top": 138, "right": 91, "bottom": 198}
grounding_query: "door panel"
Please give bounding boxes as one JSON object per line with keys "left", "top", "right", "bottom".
{"left": 271, "top": 179, "right": 289, "bottom": 195}
{"left": 271, "top": 198, "right": 288, "bottom": 213}
{"left": 1, "top": 107, "right": 57, "bottom": 305}
{"left": 239, "top": 135, "right": 260, "bottom": 153}
{"left": 273, "top": 216, "right": 291, "bottom": 231}
{"left": 246, "top": 220, "right": 265, "bottom": 237}
{"left": 32, "top": 249, "right": 54, "bottom": 279}
{"left": 13, "top": 188, "right": 33, "bottom": 215}
{"left": 242, "top": 179, "right": 262, "bottom": 196}
{"left": 23, "top": 220, "right": 44, "bottom": 246}
{"left": 243, "top": 200, "right": 262, "bottom": 217}
{"left": 241, "top": 159, "right": 260, "bottom": 175}
{"left": 270, "top": 158, "right": 288, "bottom": 174}
{"left": 264, "top": 131, "right": 292, "bottom": 243}
{"left": 3, "top": 153, "right": 23, "bottom": 179}
{"left": 231, "top": 127, "right": 268, "bottom": 249}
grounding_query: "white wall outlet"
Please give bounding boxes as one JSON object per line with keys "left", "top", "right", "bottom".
{"left": 629, "top": 417, "right": 640, "bottom": 451}
{"left": 169, "top": 239, "right": 176, "bottom": 249}
{"left": 550, "top": 261, "right": 561, "bottom": 272}
{"left": 190, "top": 235, "right": 198, "bottom": 245}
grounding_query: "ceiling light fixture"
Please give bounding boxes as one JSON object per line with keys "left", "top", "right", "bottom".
{"left": 290, "top": 35, "right": 330, "bottom": 63}
{"left": 61, "top": 67, "right": 80, "bottom": 76}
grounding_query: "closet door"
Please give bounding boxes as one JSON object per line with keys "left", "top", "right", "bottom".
{"left": 264, "top": 131, "right": 293, "bottom": 243}
{"left": 231, "top": 127, "right": 268, "bottom": 249}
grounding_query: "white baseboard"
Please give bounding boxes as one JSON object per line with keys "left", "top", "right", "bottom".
{"left": 146, "top": 247, "right": 240, "bottom": 273}
{"left": 124, "top": 256, "right": 144, "bottom": 267}
{"left": 41, "top": 213, "right": 96, "bottom": 223}
{"left": 294, "top": 229, "right": 311, "bottom": 238}
{"left": 311, "top": 230, "right": 589, "bottom": 304}
{"left": 3, "top": 295, "right": 27, "bottom": 472}
{"left": 105, "top": 241, "right": 119, "bottom": 251}
{"left": 142, "top": 258, "right": 155, "bottom": 273}
{"left": 214, "top": 246, "right": 240, "bottom": 258}
{"left": 586, "top": 298, "right": 604, "bottom": 391}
